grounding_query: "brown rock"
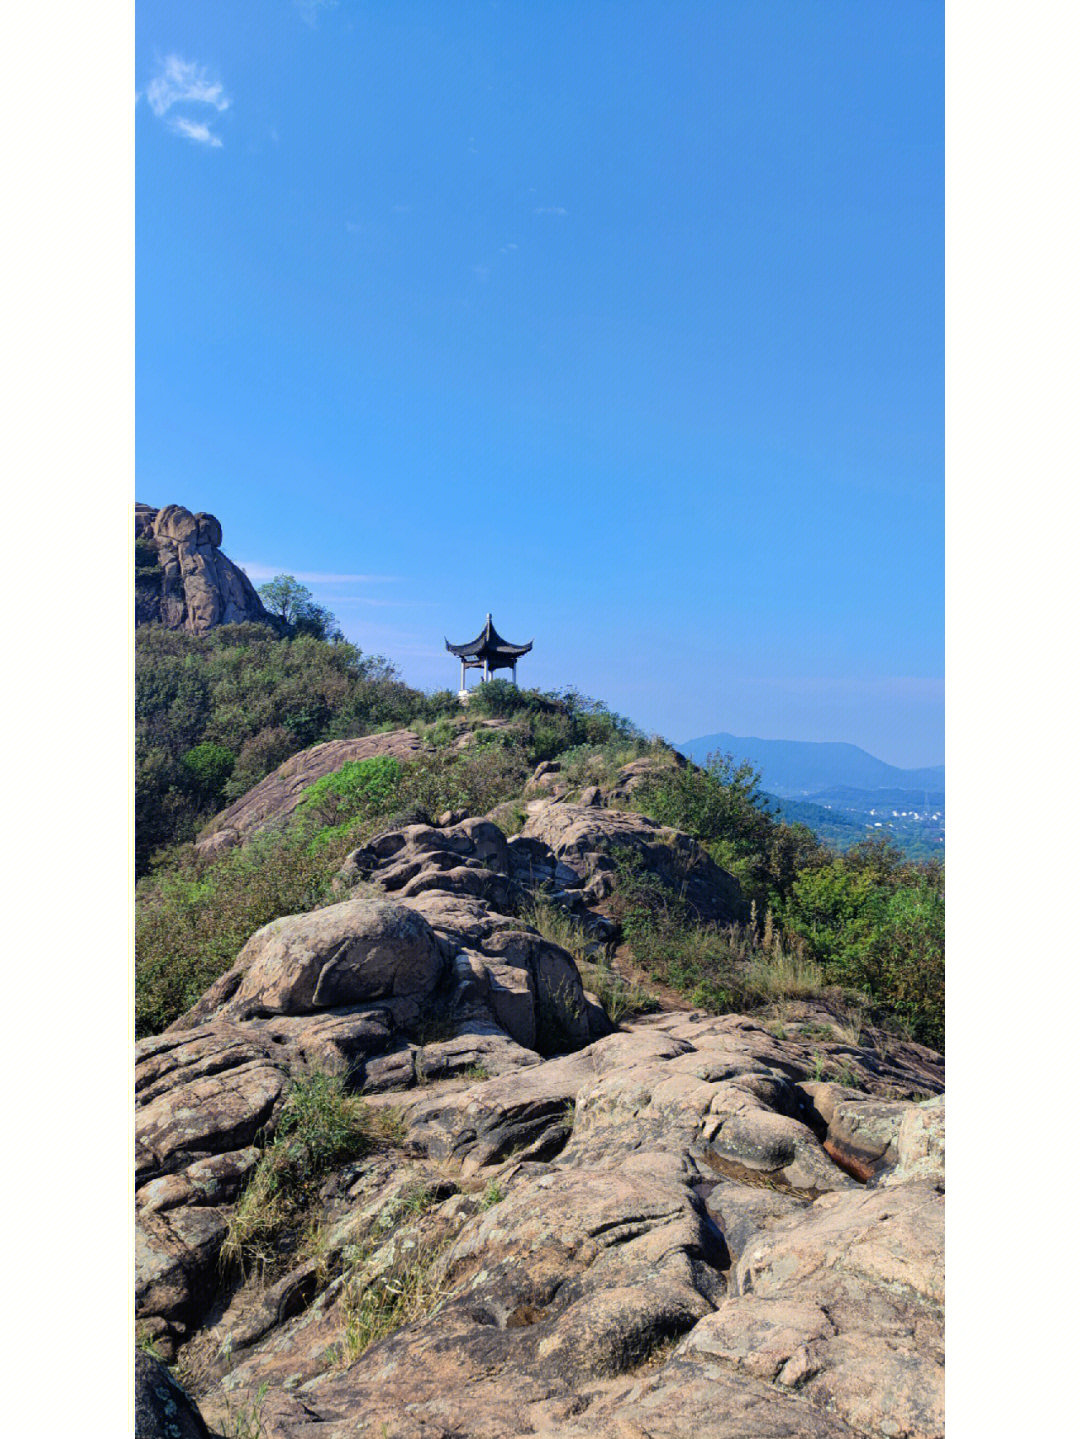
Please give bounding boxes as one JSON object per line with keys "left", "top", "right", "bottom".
{"left": 212, "top": 894, "right": 445, "bottom": 1020}
{"left": 135, "top": 503, "right": 277, "bottom": 635}
{"left": 520, "top": 802, "right": 744, "bottom": 922}
{"left": 196, "top": 731, "right": 425, "bottom": 852}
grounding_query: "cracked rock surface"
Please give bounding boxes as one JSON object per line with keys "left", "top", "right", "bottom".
{"left": 135, "top": 793, "right": 943, "bottom": 1439}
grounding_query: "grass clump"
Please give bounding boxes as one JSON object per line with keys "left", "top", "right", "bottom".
{"left": 216, "top": 1383, "right": 269, "bottom": 1439}
{"left": 221, "top": 1074, "right": 403, "bottom": 1277}
{"left": 335, "top": 1238, "right": 450, "bottom": 1365}
{"left": 520, "top": 893, "right": 660, "bottom": 1026}
{"left": 135, "top": 830, "right": 369, "bottom": 1036}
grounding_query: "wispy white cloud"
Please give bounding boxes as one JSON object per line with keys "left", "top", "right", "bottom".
{"left": 145, "top": 54, "right": 230, "bottom": 147}
{"left": 534, "top": 205, "right": 567, "bottom": 216}
{"left": 472, "top": 265, "right": 490, "bottom": 281}
{"left": 294, "top": 0, "right": 337, "bottom": 27}
{"left": 239, "top": 563, "right": 400, "bottom": 584}
{"left": 170, "top": 117, "right": 223, "bottom": 148}
{"left": 146, "top": 55, "right": 230, "bottom": 118}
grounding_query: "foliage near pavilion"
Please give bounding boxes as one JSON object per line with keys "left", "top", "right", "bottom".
{"left": 136, "top": 627, "right": 943, "bottom": 1049}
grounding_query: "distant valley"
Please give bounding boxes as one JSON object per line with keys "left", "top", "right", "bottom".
{"left": 678, "top": 732, "right": 945, "bottom": 859}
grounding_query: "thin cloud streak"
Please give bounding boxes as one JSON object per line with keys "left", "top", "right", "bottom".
{"left": 294, "top": 0, "right": 337, "bottom": 26}
{"left": 238, "top": 563, "right": 401, "bottom": 584}
{"left": 170, "top": 117, "right": 222, "bottom": 148}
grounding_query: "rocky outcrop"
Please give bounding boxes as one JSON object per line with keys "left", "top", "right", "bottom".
{"left": 518, "top": 799, "right": 745, "bottom": 922}
{"left": 135, "top": 503, "right": 277, "bottom": 634}
{"left": 136, "top": 785, "right": 944, "bottom": 1439}
{"left": 177, "top": 1010, "right": 942, "bottom": 1439}
{"left": 195, "top": 731, "right": 426, "bottom": 856}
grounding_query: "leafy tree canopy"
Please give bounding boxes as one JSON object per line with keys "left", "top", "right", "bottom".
{"left": 258, "top": 574, "right": 343, "bottom": 641}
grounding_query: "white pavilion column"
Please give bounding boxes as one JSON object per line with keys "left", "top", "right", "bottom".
{"left": 460, "top": 659, "right": 466, "bottom": 691}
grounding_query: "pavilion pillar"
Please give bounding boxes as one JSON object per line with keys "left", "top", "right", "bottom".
{"left": 512, "top": 661, "right": 517, "bottom": 686}
{"left": 460, "top": 659, "right": 466, "bottom": 691}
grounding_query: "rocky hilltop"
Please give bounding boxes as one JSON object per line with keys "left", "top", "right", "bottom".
{"left": 136, "top": 750, "right": 944, "bottom": 1439}
{"left": 135, "top": 503, "right": 277, "bottom": 634}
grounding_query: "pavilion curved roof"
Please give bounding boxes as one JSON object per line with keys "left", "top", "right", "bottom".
{"left": 445, "top": 613, "right": 533, "bottom": 662}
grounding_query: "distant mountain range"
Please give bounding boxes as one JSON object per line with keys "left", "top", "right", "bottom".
{"left": 676, "top": 732, "right": 944, "bottom": 799}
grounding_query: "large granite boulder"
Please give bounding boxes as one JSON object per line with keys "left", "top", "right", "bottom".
{"left": 135, "top": 503, "right": 278, "bottom": 635}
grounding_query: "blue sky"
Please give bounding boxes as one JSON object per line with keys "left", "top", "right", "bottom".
{"left": 136, "top": 0, "right": 943, "bottom": 767}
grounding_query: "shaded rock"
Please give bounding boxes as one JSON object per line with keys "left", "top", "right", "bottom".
{"left": 135, "top": 1349, "right": 213, "bottom": 1439}
{"left": 135, "top": 503, "right": 277, "bottom": 636}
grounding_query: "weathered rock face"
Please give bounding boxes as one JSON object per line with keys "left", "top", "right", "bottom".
{"left": 518, "top": 799, "right": 745, "bottom": 922}
{"left": 135, "top": 502, "right": 277, "bottom": 634}
{"left": 136, "top": 785, "right": 944, "bottom": 1439}
{"left": 178, "top": 1012, "right": 942, "bottom": 1439}
{"left": 196, "top": 732, "right": 426, "bottom": 857}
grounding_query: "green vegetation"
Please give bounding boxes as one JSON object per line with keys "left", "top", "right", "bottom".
{"left": 480, "top": 1180, "right": 505, "bottom": 1209}
{"left": 221, "top": 1073, "right": 404, "bottom": 1276}
{"left": 257, "top": 573, "right": 343, "bottom": 641}
{"left": 784, "top": 841, "right": 944, "bottom": 1047}
{"left": 135, "top": 622, "right": 460, "bottom": 873}
{"left": 520, "top": 894, "right": 658, "bottom": 1024}
{"left": 217, "top": 1383, "right": 269, "bottom": 1439}
{"left": 135, "top": 628, "right": 943, "bottom": 1051}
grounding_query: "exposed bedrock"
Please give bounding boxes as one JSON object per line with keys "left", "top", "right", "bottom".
{"left": 135, "top": 792, "right": 943, "bottom": 1438}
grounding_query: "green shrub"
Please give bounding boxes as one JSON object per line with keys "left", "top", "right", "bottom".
{"left": 181, "top": 742, "right": 236, "bottom": 800}
{"left": 466, "top": 678, "right": 532, "bottom": 718}
{"left": 299, "top": 756, "right": 403, "bottom": 827}
{"left": 783, "top": 844, "right": 944, "bottom": 1048}
{"left": 135, "top": 624, "right": 425, "bottom": 872}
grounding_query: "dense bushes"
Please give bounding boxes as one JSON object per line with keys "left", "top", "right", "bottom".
{"left": 136, "top": 740, "right": 535, "bottom": 1035}
{"left": 784, "top": 841, "right": 944, "bottom": 1047}
{"left": 621, "top": 757, "right": 944, "bottom": 1048}
{"left": 134, "top": 624, "right": 457, "bottom": 872}
{"left": 632, "top": 751, "right": 821, "bottom": 909}
{"left": 468, "top": 681, "right": 640, "bottom": 760}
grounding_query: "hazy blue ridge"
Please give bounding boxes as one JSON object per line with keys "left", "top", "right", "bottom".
{"left": 677, "top": 732, "right": 945, "bottom": 798}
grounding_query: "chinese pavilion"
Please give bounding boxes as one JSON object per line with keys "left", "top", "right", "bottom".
{"left": 446, "top": 613, "right": 532, "bottom": 693}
